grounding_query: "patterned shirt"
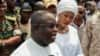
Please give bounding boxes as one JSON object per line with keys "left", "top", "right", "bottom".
{"left": 0, "top": 20, "right": 13, "bottom": 39}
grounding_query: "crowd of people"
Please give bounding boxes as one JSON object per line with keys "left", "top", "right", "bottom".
{"left": 0, "top": 0, "right": 100, "bottom": 56}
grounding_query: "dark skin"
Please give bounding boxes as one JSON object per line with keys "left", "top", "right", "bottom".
{"left": 86, "top": 2, "right": 96, "bottom": 15}
{"left": 74, "top": 6, "right": 85, "bottom": 27}
{"left": 74, "top": 14, "right": 83, "bottom": 27}
{"left": 0, "top": 2, "right": 7, "bottom": 17}
{"left": 20, "top": 11, "right": 32, "bottom": 24}
{"left": 0, "top": 1, "right": 7, "bottom": 31}
{"left": 6, "top": 0, "right": 16, "bottom": 10}
{"left": 47, "top": 5, "right": 56, "bottom": 14}
{"left": 0, "top": 1, "right": 21, "bottom": 47}
{"left": 31, "top": 13, "right": 57, "bottom": 47}
{"left": 6, "top": 0, "right": 16, "bottom": 15}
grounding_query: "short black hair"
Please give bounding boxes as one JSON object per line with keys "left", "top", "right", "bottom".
{"left": 31, "top": 10, "right": 55, "bottom": 30}
{"left": 0, "top": 0, "right": 2, "bottom": 3}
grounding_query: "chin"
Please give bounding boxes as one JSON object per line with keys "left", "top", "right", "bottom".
{"left": 41, "top": 43, "right": 49, "bottom": 47}
{"left": 45, "top": 40, "right": 54, "bottom": 47}
{"left": 49, "top": 40, "right": 55, "bottom": 44}
{"left": 40, "top": 41, "right": 53, "bottom": 47}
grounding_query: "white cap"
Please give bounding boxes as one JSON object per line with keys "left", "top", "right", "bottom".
{"left": 57, "top": 0, "right": 78, "bottom": 16}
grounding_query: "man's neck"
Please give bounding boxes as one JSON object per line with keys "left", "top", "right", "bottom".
{"left": 32, "top": 36, "right": 48, "bottom": 47}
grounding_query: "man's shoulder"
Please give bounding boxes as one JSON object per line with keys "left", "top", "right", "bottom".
{"left": 10, "top": 38, "right": 31, "bottom": 56}
{"left": 10, "top": 38, "right": 43, "bottom": 56}
{"left": 49, "top": 42, "right": 63, "bottom": 56}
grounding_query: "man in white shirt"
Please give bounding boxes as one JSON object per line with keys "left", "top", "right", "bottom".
{"left": 10, "top": 10, "right": 62, "bottom": 56}
{"left": 55, "top": 0, "right": 84, "bottom": 56}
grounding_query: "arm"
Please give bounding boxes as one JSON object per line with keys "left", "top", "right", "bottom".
{"left": 0, "top": 29, "right": 22, "bottom": 46}
{"left": 0, "top": 35, "right": 21, "bottom": 46}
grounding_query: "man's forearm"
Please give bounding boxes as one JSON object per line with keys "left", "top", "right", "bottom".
{"left": 0, "top": 36, "right": 21, "bottom": 46}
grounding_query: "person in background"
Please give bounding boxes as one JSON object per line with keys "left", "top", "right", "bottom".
{"left": 81, "top": 1, "right": 100, "bottom": 56}
{"left": 43, "top": 0, "right": 57, "bottom": 15}
{"left": 76, "top": 0, "right": 86, "bottom": 6}
{"left": 5, "top": 0, "right": 20, "bottom": 29}
{"left": 11, "top": 10, "right": 62, "bottom": 56}
{"left": 55, "top": 0, "right": 84, "bottom": 56}
{"left": 0, "top": 0, "right": 22, "bottom": 56}
{"left": 16, "top": 0, "right": 42, "bottom": 7}
{"left": 33, "top": 1, "right": 45, "bottom": 12}
{"left": 96, "top": 0, "right": 100, "bottom": 10}
{"left": 73, "top": 5, "right": 86, "bottom": 28}
{"left": 19, "top": 2, "right": 33, "bottom": 40}
{"left": 85, "top": 1, "right": 97, "bottom": 21}
{"left": 72, "top": 5, "right": 86, "bottom": 41}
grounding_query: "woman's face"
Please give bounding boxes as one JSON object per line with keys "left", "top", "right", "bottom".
{"left": 57, "top": 11, "right": 74, "bottom": 27}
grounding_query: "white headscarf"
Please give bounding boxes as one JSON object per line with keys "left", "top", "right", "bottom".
{"left": 57, "top": 0, "right": 78, "bottom": 16}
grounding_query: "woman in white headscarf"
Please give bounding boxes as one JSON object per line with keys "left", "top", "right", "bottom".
{"left": 55, "top": 0, "right": 84, "bottom": 56}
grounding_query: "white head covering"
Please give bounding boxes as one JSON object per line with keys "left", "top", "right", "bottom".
{"left": 57, "top": 0, "right": 78, "bottom": 16}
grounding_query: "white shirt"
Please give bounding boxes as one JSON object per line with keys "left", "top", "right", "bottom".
{"left": 55, "top": 25, "right": 84, "bottom": 56}
{"left": 10, "top": 38, "right": 62, "bottom": 56}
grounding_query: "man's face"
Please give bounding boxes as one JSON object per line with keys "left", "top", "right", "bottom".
{"left": 74, "top": 6, "right": 85, "bottom": 27}
{"left": 21, "top": 11, "right": 32, "bottom": 21}
{"left": 6, "top": 0, "right": 16, "bottom": 9}
{"left": 74, "top": 14, "right": 83, "bottom": 27}
{"left": 58, "top": 11, "right": 74, "bottom": 27}
{"left": 86, "top": 4, "right": 96, "bottom": 12}
{"left": 0, "top": 2, "right": 7, "bottom": 17}
{"left": 36, "top": 18, "right": 57, "bottom": 46}
{"left": 78, "top": 7, "right": 85, "bottom": 17}
{"left": 90, "top": 5, "right": 96, "bottom": 11}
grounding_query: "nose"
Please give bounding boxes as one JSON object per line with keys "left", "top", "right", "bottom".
{"left": 53, "top": 26, "right": 58, "bottom": 33}
{"left": 66, "top": 17, "right": 73, "bottom": 23}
